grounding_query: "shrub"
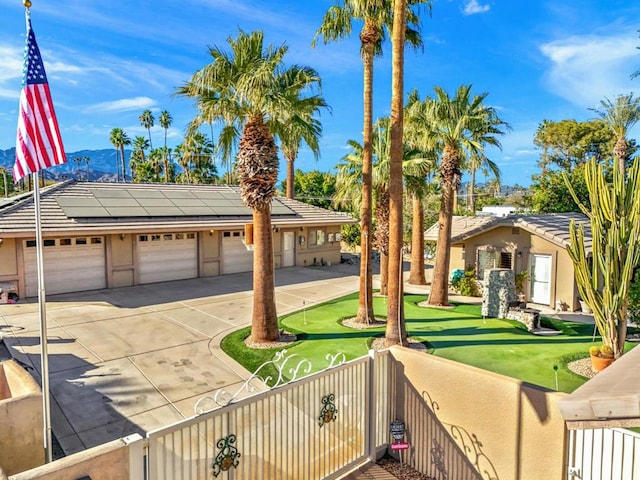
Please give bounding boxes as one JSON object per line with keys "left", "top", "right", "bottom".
{"left": 451, "top": 268, "right": 480, "bottom": 297}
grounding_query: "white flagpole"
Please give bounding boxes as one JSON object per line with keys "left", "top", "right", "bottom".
{"left": 33, "top": 170, "right": 52, "bottom": 463}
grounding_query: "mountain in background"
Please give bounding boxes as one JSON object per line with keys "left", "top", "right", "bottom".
{"left": 0, "top": 148, "right": 125, "bottom": 181}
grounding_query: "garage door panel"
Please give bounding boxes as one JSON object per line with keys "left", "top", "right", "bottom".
{"left": 222, "top": 231, "right": 253, "bottom": 274}
{"left": 24, "top": 238, "right": 106, "bottom": 297}
{"left": 137, "top": 233, "right": 197, "bottom": 284}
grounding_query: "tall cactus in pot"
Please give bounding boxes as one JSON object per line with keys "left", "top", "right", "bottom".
{"left": 564, "top": 157, "right": 640, "bottom": 358}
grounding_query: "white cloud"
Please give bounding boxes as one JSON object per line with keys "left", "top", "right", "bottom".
{"left": 85, "top": 96, "right": 157, "bottom": 113}
{"left": 540, "top": 30, "right": 640, "bottom": 108}
{"left": 463, "top": 0, "right": 490, "bottom": 16}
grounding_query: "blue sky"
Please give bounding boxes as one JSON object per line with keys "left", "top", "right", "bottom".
{"left": 0, "top": 0, "right": 639, "bottom": 187}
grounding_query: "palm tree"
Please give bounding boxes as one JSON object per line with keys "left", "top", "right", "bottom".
{"left": 590, "top": 93, "right": 640, "bottom": 176}
{"left": 82, "top": 156, "right": 90, "bottom": 181}
{"left": 424, "top": 85, "right": 509, "bottom": 306}
{"left": 159, "top": 110, "right": 173, "bottom": 183}
{"left": 275, "top": 85, "right": 329, "bottom": 199}
{"left": 465, "top": 151, "right": 501, "bottom": 213}
{"left": 109, "top": 128, "right": 131, "bottom": 182}
{"left": 0, "top": 167, "right": 9, "bottom": 198}
{"left": 404, "top": 90, "right": 438, "bottom": 286}
{"left": 314, "top": 0, "right": 428, "bottom": 324}
{"left": 177, "top": 30, "right": 323, "bottom": 344}
{"left": 139, "top": 109, "right": 155, "bottom": 150}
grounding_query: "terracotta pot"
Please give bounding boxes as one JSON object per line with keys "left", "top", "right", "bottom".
{"left": 590, "top": 354, "right": 614, "bottom": 372}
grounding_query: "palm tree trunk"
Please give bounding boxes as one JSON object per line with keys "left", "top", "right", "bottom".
{"left": 408, "top": 194, "right": 426, "bottom": 285}
{"left": 250, "top": 204, "right": 279, "bottom": 343}
{"left": 379, "top": 253, "right": 388, "bottom": 296}
{"left": 385, "top": 0, "right": 407, "bottom": 346}
{"left": 120, "top": 146, "right": 126, "bottom": 182}
{"left": 429, "top": 182, "right": 454, "bottom": 306}
{"left": 469, "top": 166, "right": 476, "bottom": 213}
{"left": 115, "top": 148, "right": 120, "bottom": 182}
{"left": 286, "top": 154, "right": 295, "bottom": 199}
{"left": 355, "top": 40, "right": 375, "bottom": 324}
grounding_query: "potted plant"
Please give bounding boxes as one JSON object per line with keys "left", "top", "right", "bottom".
{"left": 589, "top": 345, "right": 614, "bottom": 372}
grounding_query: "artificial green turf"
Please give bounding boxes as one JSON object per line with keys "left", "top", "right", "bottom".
{"left": 220, "top": 292, "right": 637, "bottom": 393}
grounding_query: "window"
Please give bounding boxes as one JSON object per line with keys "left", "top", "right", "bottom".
{"left": 151, "top": 234, "right": 161, "bottom": 241}
{"left": 316, "top": 230, "right": 326, "bottom": 246}
{"left": 499, "top": 252, "right": 513, "bottom": 269}
{"left": 44, "top": 239, "right": 55, "bottom": 247}
{"left": 26, "top": 240, "right": 36, "bottom": 248}
{"left": 223, "top": 232, "right": 231, "bottom": 238}
{"left": 90, "top": 237, "right": 102, "bottom": 244}
{"left": 60, "top": 238, "right": 72, "bottom": 246}
{"left": 187, "top": 233, "right": 195, "bottom": 239}
{"left": 139, "top": 235, "right": 148, "bottom": 242}
{"left": 175, "top": 233, "right": 184, "bottom": 240}
{"left": 309, "top": 230, "right": 317, "bottom": 245}
{"left": 76, "top": 238, "right": 87, "bottom": 245}
{"left": 476, "top": 249, "right": 496, "bottom": 280}
{"left": 163, "top": 234, "right": 173, "bottom": 240}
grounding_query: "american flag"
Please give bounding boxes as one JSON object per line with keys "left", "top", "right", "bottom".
{"left": 14, "top": 19, "right": 66, "bottom": 182}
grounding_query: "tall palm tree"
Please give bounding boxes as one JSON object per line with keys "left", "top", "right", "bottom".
{"left": 314, "top": 0, "right": 428, "bottom": 324}
{"left": 159, "top": 110, "right": 173, "bottom": 183}
{"left": 177, "top": 30, "right": 323, "bottom": 344}
{"left": 590, "top": 93, "right": 640, "bottom": 176}
{"left": 423, "top": 85, "right": 509, "bottom": 306}
{"left": 109, "top": 128, "right": 130, "bottom": 182}
{"left": 139, "top": 109, "right": 155, "bottom": 150}
{"left": 130, "top": 136, "right": 149, "bottom": 182}
{"left": 404, "top": 89, "right": 438, "bottom": 286}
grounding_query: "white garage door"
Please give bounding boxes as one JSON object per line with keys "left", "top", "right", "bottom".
{"left": 24, "top": 236, "right": 106, "bottom": 297}
{"left": 222, "top": 231, "right": 254, "bottom": 274}
{"left": 137, "top": 232, "right": 198, "bottom": 284}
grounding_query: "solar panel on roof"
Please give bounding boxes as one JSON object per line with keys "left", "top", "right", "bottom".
{"left": 55, "top": 186, "right": 296, "bottom": 218}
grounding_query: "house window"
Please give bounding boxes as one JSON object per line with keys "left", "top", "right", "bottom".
{"left": 477, "top": 249, "right": 496, "bottom": 280}
{"left": 139, "top": 235, "right": 148, "bottom": 242}
{"left": 163, "top": 234, "right": 173, "bottom": 240}
{"left": 76, "top": 238, "right": 87, "bottom": 245}
{"left": 151, "top": 234, "right": 161, "bottom": 241}
{"left": 90, "top": 237, "right": 102, "bottom": 244}
{"left": 309, "top": 230, "right": 317, "bottom": 245}
{"left": 60, "top": 238, "right": 72, "bottom": 246}
{"left": 26, "top": 240, "right": 36, "bottom": 248}
{"left": 499, "top": 252, "right": 513, "bottom": 269}
{"left": 316, "top": 230, "right": 326, "bottom": 246}
{"left": 187, "top": 233, "right": 195, "bottom": 239}
{"left": 175, "top": 233, "right": 184, "bottom": 240}
{"left": 44, "top": 239, "right": 56, "bottom": 247}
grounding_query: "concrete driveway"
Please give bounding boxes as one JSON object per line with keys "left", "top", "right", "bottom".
{"left": 0, "top": 264, "right": 361, "bottom": 455}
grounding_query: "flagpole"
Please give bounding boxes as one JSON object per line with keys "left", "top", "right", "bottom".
{"left": 22, "top": 0, "right": 53, "bottom": 463}
{"left": 33, "top": 170, "right": 52, "bottom": 463}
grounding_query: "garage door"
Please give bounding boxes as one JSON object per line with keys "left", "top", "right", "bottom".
{"left": 222, "top": 231, "right": 254, "bottom": 274}
{"left": 137, "top": 232, "right": 198, "bottom": 284}
{"left": 24, "top": 236, "right": 106, "bottom": 297}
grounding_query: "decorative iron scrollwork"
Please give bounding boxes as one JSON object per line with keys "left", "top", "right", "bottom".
{"left": 318, "top": 393, "right": 338, "bottom": 427}
{"left": 211, "top": 434, "right": 241, "bottom": 477}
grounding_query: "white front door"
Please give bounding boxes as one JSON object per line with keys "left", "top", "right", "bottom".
{"left": 530, "top": 254, "right": 552, "bottom": 305}
{"left": 282, "top": 232, "right": 295, "bottom": 267}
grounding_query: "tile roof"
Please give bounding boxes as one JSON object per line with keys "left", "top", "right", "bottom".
{"left": 0, "top": 181, "right": 355, "bottom": 237}
{"left": 425, "top": 213, "right": 592, "bottom": 250}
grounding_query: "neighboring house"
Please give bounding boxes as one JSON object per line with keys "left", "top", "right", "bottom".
{"left": 0, "top": 181, "right": 355, "bottom": 298}
{"left": 425, "top": 213, "right": 591, "bottom": 312}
